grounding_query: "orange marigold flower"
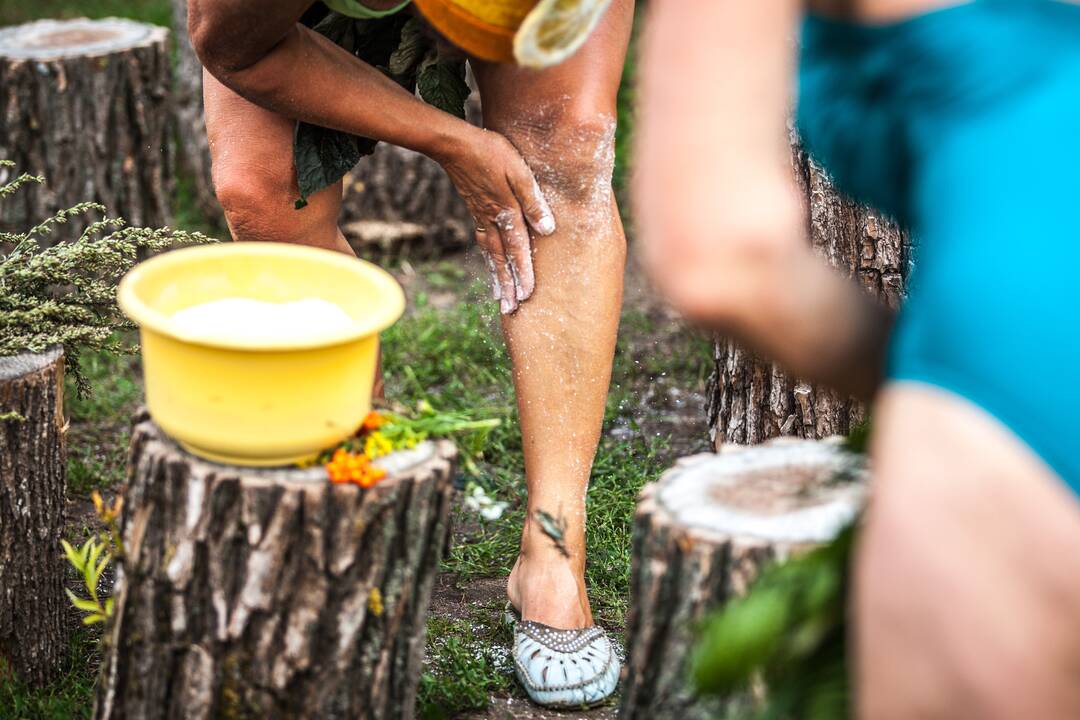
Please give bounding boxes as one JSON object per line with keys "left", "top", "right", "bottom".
{"left": 358, "top": 465, "right": 387, "bottom": 489}
{"left": 362, "top": 411, "right": 385, "bottom": 431}
{"left": 325, "top": 448, "right": 387, "bottom": 489}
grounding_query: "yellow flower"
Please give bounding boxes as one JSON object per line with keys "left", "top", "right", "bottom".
{"left": 364, "top": 432, "right": 393, "bottom": 460}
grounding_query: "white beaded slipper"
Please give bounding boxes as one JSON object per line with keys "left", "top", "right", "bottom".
{"left": 506, "top": 604, "right": 620, "bottom": 708}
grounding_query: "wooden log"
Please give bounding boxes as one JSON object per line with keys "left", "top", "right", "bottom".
{"left": 707, "top": 144, "right": 909, "bottom": 447}
{"left": 94, "top": 418, "right": 457, "bottom": 720}
{"left": 619, "top": 438, "right": 866, "bottom": 720}
{"left": 169, "top": 0, "right": 225, "bottom": 228}
{"left": 0, "top": 348, "right": 69, "bottom": 686}
{"left": 0, "top": 18, "right": 173, "bottom": 242}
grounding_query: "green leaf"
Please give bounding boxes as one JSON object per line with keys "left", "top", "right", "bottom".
{"left": 82, "top": 614, "right": 106, "bottom": 625}
{"left": 292, "top": 10, "right": 414, "bottom": 206}
{"left": 388, "top": 17, "right": 426, "bottom": 78}
{"left": 84, "top": 540, "right": 104, "bottom": 595}
{"left": 293, "top": 123, "right": 370, "bottom": 209}
{"left": 92, "top": 551, "right": 112, "bottom": 593}
{"left": 61, "top": 539, "right": 84, "bottom": 571}
{"left": 104, "top": 597, "right": 115, "bottom": 617}
{"left": 79, "top": 540, "right": 92, "bottom": 567}
{"left": 417, "top": 57, "right": 470, "bottom": 120}
{"left": 65, "top": 588, "right": 102, "bottom": 614}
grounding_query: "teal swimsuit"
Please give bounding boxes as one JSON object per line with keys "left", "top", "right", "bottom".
{"left": 797, "top": 0, "right": 1080, "bottom": 492}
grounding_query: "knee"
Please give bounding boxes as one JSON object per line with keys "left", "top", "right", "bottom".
{"left": 500, "top": 104, "right": 618, "bottom": 205}
{"left": 213, "top": 162, "right": 301, "bottom": 243}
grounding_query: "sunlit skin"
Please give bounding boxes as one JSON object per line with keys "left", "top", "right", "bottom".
{"left": 637, "top": 0, "right": 1080, "bottom": 717}
{"left": 190, "top": 0, "right": 633, "bottom": 630}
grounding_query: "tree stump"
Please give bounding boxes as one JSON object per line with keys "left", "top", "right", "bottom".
{"left": 94, "top": 418, "right": 457, "bottom": 720}
{"left": 339, "top": 145, "right": 473, "bottom": 260}
{"left": 619, "top": 438, "right": 866, "bottom": 720}
{"left": 169, "top": 0, "right": 224, "bottom": 228}
{"left": 0, "top": 18, "right": 173, "bottom": 242}
{"left": 0, "top": 348, "right": 69, "bottom": 686}
{"left": 707, "top": 145, "right": 909, "bottom": 447}
{"left": 339, "top": 64, "right": 481, "bottom": 260}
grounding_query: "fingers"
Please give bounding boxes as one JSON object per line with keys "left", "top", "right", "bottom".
{"left": 476, "top": 223, "right": 517, "bottom": 314}
{"left": 509, "top": 167, "right": 556, "bottom": 237}
{"left": 481, "top": 247, "right": 501, "bottom": 300}
{"left": 493, "top": 245, "right": 518, "bottom": 315}
{"left": 494, "top": 209, "right": 535, "bottom": 303}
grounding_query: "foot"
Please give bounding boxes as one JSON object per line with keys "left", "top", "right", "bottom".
{"left": 506, "top": 545, "right": 619, "bottom": 708}
{"left": 507, "top": 550, "right": 591, "bottom": 629}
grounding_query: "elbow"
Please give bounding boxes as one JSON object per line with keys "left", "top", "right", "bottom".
{"left": 187, "top": 0, "right": 222, "bottom": 73}
{"left": 187, "top": 0, "right": 274, "bottom": 86}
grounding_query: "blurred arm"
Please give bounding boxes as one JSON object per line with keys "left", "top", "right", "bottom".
{"left": 634, "top": 0, "right": 892, "bottom": 399}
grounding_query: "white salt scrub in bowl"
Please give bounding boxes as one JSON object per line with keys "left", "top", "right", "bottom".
{"left": 170, "top": 298, "right": 354, "bottom": 344}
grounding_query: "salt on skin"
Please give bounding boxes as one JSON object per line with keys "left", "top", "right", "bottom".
{"left": 170, "top": 298, "right": 354, "bottom": 344}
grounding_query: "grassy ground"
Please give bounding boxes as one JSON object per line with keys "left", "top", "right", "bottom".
{"left": 0, "top": 254, "right": 712, "bottom": 720}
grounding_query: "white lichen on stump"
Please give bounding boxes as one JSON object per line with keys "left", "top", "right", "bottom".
{"left": 0, "top": 348, "right": 69, "bottom": 687}
{"left": 0, "top": 18, "right": 173, "bottom": 241}
{"left": 619, "top": 438, "right": 866, "bottom": 720}
{"left": 93, "top": 417, "right": 457, "bottom": 720}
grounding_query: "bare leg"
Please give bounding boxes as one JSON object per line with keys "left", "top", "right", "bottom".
{"left": 858, "top": 385, "right": 1080, "bottom": 719}
{"left": 203, "top": 69, "right": 350, "bottom": 254}
{"left": 470, "top": 0, "right": 634, "bottom": 629}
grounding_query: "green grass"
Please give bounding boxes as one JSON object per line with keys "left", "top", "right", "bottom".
{"left": 0, "top": 0, "right": 170, "bottom": 27}
{"left": 65, "top": 348, "right": 142, "bottom": 496}
{"left": 0, "top": 628, "right": 99, "bottom": 720}
{"left": 418, "top": 614, "right": 513, "bottom": 719}
{"left": 5, "top": 266, "right": 708, "bottom": 717}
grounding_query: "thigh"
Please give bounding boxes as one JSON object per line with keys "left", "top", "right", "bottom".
{"left": 203, "top": 70, "right": 345, "bottom": 250}
{"left": 857, "top": 383, "right": 1080, "bottom": 720}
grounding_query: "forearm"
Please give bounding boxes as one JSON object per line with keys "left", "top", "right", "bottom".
{"left": 193, "top": 12, "right": 465, "bottom": 160}
{"left": 730, "top": 246, "right": 894, "bottom": 399}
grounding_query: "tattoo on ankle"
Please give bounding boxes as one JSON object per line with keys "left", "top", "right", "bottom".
{"left": 533, "top": 509, "right": 570, "bottom": 559}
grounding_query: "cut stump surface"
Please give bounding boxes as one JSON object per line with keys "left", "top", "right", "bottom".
{"left": 619, "top": 438, "right": 866, "bottom": 720}
{"left": 94, "top": 417, "right": 457, "bottom": 720}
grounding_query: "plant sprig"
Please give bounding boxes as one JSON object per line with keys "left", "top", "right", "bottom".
{"left": 61, "top": 538, "right": 113, "bottom": 626}
{"left": 0, "top": 160, "right": 216, "bottom": 394}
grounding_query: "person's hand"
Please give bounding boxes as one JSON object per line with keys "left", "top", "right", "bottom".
{"left": 437, "top": 126, "right": 556, "bottom": 314}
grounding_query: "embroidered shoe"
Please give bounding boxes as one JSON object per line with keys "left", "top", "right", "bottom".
{"left": 509, "top": 610, "right": 620, "bottom": 709}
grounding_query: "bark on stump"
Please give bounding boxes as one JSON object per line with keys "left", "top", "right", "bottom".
{"left": 94, "top": 418, "right": 457, "bottom": 720}
{"left": 0, "top": 348, "right": 69, "bottom": 687}
{"left": 169, "top": 0, "right": 224, "bottom": 228}
{"left": 339, "top": 66, "right": 480, "bottom": 260}
{"left": 619, "top": 438, "right": 866, "bottom": 720}
{"left": 340, "top": 145, "right": 473, "bottom": 261}
{"left": 0, "top": 18, "right": 173, "bottom": 242}
{"left": 707, "top": 146, "right": 909, "bottom": 447}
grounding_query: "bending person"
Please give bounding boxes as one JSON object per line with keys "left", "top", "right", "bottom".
{"left": 637, "top": 0, "right": 1080, "bottom": 717}
{"left": 188, "top": 0, "right": 632, "bottom": 707}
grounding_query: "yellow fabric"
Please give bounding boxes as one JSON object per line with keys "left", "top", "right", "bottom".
{"left": 445, "top": 0, "right": 537, "bottom": 29}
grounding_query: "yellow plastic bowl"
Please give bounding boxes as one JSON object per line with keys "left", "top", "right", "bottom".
{"left": 118, "top": 242, "right": 405, "bottom": 466}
